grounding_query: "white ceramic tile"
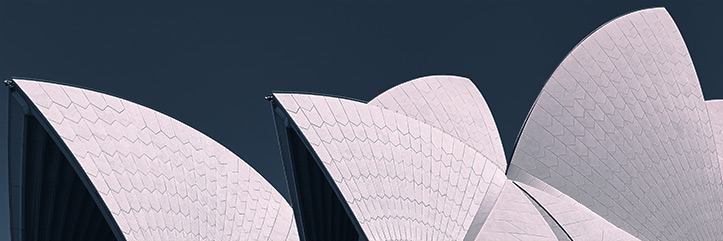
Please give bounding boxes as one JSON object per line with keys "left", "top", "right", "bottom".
{"left": 14, "top": 79, "right": 298, "bottom": 241}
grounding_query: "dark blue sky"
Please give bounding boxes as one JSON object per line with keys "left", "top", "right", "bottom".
{"left": 2, "top": 1, "right": 722, "bottom": 239}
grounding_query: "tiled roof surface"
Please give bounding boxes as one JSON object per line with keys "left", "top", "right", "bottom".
{"left": 509, "top": 8, "right": 723, "bottom": 240}
{"left": 15, "top": 79, "right": 298, "bottom": 241}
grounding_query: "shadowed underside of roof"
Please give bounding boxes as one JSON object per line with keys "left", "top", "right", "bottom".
{"left": 11, "top": 79, "right": 298, "bottom": 241}
{"left": 8, "top": 6, "right": 723, "bottom": 241}
{"left": 7, "top": 105, "right": 118, "bottom": 241}
{"left": 271, "top": 71, "right": 581, "bottom": 240}
{"left": 274, "top": 92, "right": 510, "bottom": 240}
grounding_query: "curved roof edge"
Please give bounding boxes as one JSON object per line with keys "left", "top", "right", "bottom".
{"left": 514, "top": 180, "right": 638, "bottom": 241}
{"left": 706, "top": 99, "right": 723, "bottom": 170}
{"left": 509, "top": 7, "right": 723, "bottom": 240}
{"left": 507, "top": 7, "right": 671, "bottom": 165}
{"left": 272, "top": 92, "right": 508, "bottom": 240}
{"left": 473, "top": 180, "right": 558, "bottom": 240}
{"left": 11, "top": 78, "right": 298, "bottom": 240}
{"left": 369, "top": 75, "right": 472, "bottom": 103}
{"left": 13, "top": 78, "right": 285, "bottom": 195}
{"left": 367, "top": 75, "right": 507, "bottom": 170}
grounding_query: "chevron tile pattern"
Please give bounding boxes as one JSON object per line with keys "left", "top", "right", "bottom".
{"left": 514, "top": 177, "right": 637, "bottom": 241}
{"left": 369, "top": 75, "right": 507, "bottom": 170}
{"left": 520, "top": 185, "right": 571, "bottom": 241}
{"left": 14, "top": 79, "right": 298, "bottom": 241}
{"left": 707, "top": 100, "right": 723, "bottom": 166}
{"left": 274, "top": 85, "right": 556, "bottom": 240}
{"left": 473, "top": 180, "right": 557, "bottom": 241}
{"left": 11, "top": 6, "right": 723, "bottom": 241}
{"left": 509, "top": 8, "right": 723, "bottom": 240}
{"left": 274, "top": 93, "right": 514, "bottom": 240}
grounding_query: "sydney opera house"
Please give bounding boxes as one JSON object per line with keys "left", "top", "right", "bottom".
{"left": 5, "top": 7, "right": 723, "bottom": 241}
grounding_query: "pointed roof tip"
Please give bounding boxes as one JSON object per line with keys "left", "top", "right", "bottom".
{"left": 12, "top": 77, "right": 36, "bottom": 83}
{"left": 11, "top": 78, "right": 65, "bottom": 90}
{"left": 509, "top": 4, "right": 719, "bottom": 240}
{"left": 15, "top": 79, "right": 299, "bottom": 240}
{"left": 6, "top": 78, "right": 42, "bottom": 89}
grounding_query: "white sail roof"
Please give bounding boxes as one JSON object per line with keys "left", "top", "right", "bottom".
{"left": 512, "top": 174, "right": 637, "bottom": 241}
{"left": 369, "top": 75, "right": 507, "bottom": 170}
{"left": 274, "top": 92, "right": 511, "bottom": 240}
{"left": 509, "top": 8, "right": 723, "bottom": 240}
{"left": 272, "top": 72, "right": 567, "bottom": 240}
{"left": 707, "top": 100, "right": 723, "bottom": 167}
{"left": 473, "top": 180, "right": 558, "bottom": 240}
{"left": 12, "top": 6, "right": 723, "bottom": 241}
{"left": 14, "top": 79, "right": 298, "bottom": 241}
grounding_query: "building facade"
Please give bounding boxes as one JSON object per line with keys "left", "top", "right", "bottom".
{"left": 6, "top": 7, "right": 723, "bottom": 241}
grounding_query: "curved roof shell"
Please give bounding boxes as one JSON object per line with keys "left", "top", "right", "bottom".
{"left": 473, "top": 180, "right": 558, "bottom": 240}
{"left": 369, "top": 75, "right": 507, "bottom": 170}
{"left": 9, "top": 6, "right": 721, "bottom": 241}
{"left": 509, "top": 8, "right": 723, "bottom": 240}
{"left": 11, "top": 79, "right": 298, "bottom": 240}
{"left": 272, "top": 76, "right": 556, "bottom": 240}
{"left": 512, "top": 174, "right": 636, "bottom": 240}
{"left": 707, "top": 100, "right": 723, "bottom": 165}
{"left": 274, "top": 92, "right": 505, "bottom": 240}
